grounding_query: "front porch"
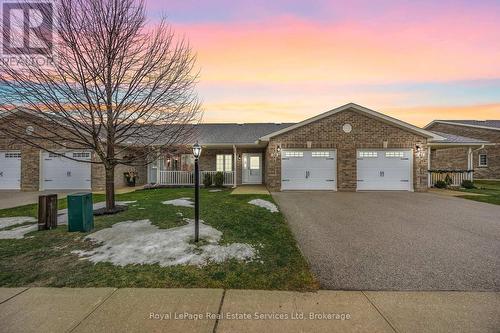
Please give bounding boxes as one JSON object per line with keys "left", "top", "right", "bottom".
{"left": 428, "top": 145, "right": 476, "bottom": 187}
{"left": 147, "top": 145, "right": 266, "bottom": 187}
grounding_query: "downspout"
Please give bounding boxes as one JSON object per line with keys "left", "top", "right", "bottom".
{"left": 470, "top": 144, "right": 485, "bottom": 182}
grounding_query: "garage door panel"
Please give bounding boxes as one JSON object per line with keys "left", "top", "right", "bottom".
{"left": 281, "top": 150, "right": 336, "bottom": 191}
{"left": 0, "top": 151, "right": 21, "bottom": 190}
{"left": 357, "top": 150, "right": 412, "bottom": 191}
{"left": 42, "top": 151, "right": 91, "bottom": 190}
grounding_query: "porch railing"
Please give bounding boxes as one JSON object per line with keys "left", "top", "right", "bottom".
{"left": 158, "top": 171, "right": 235, "bottom": 186}
{"left": 428, "top": 170, "right": 474, "bottom": 187}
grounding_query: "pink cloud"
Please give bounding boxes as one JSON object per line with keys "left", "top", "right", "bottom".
{"left": 171, "top": 13, "right": 500, "bottom": 85}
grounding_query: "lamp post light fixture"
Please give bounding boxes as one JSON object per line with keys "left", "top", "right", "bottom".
{"left": 192, "top": 143, "right": 202, "bottom": 242}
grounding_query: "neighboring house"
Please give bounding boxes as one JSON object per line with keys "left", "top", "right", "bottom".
{"left": 425, "top": 120, "right": 500, "bottom": 180}
{"left": 0, "top": 103, "right": 492, "bottom": 191}
{"left": 0, "top": 110, "right": 148, "bottom": 191}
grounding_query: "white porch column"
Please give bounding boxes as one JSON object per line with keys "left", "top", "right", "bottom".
{"left": 467, "top": 147, "right": 473, "bottom": 181}
{"left": 156, "top": 157, "right": 161, "bottom": 184}
{"left": 233, "top": 145, "right": 237, "bottom": 188}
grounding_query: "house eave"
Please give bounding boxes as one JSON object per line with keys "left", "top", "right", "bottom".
{"left": 427, "top": 142, "right": 495, "bottom": 148}
{"left": 425, "top": 120, "right": 500, "bottom": 132}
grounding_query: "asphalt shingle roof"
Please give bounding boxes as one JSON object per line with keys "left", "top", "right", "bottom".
{"left": 193, "top": 123, "right": 295, "bottom": 144}
{"left": 429, "top": 131, "right": 490, "bottom": 144}
{"left": 436, "top": 120, "right": 500, "bottom": 130}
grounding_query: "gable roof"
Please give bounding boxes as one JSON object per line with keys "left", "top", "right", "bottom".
{"left": 425, "top": 120, "right": 500, "bottom": 131}
{"left": 259, "top": 103, "right": 444, "bottom": 141}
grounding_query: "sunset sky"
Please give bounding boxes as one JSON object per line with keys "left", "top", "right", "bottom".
{"left": 153, "top": 1, "right": 500, "bottom": 126}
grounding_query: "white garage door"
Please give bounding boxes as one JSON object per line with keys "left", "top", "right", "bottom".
{"left": 0, "top": 151, "right": 21, "bottom": 190}
{"left": 42, "top": 151, "right": 91, "bottom": 190}
{"left": 281, "top": 150, "right": 336, "bottom": 190}
{"left": 357, "top": 150, "right": 412, "bottom": 191}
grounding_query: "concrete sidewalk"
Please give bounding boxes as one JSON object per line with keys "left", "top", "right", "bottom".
{"left": 0, "top": 288, "right": 498, "bottom": 333}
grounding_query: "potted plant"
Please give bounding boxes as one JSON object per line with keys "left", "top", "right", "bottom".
{"left": 124, "top": 170, "right": 138, "bottom": 187}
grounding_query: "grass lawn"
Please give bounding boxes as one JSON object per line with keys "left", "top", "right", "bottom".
{"left": 0, "top": 188, "right": 317, "bottom": 291}
{"left": 457, "top": 180, "right": 500, "bottom": 205}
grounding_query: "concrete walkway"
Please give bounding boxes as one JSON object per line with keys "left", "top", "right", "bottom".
{"left": 231, "top": 185, "right": 270, "bottom": 195}
{"left": 0, "top": 188, "right": 138, "bottom": 210}
{"left": 0, "top": 288, "right": 498, "bottom": 333}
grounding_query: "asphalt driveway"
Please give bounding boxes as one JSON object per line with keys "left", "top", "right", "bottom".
{"left": 273, "top": 191, "right": 500, "bottom": 291}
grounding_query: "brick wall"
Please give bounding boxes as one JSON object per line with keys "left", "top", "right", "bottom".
{"left": 91, "top": 152, "right": 148, "bottom": 191}
{"left": 430, "top": 147, "right": 469, "bottom": 170}
{"left": 427, "top": 123, "right": 500, "bottom": 179}
{"left": 265, "top": 108, "right": 429, "bottom": 192}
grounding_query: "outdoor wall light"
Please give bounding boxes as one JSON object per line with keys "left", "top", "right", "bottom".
{"left": 277, "top": 145, "right": 281, "bottom": 153}
{"left": 415, "top": 145, "right": 424, "bottom": 158}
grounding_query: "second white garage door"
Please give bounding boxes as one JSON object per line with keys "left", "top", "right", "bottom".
{"left": 0, "top": 151, "right": 21, "bottom": 190}
{"left": 42, "top": 151, "right": 92, "bottom": 190}
{"left": 281, "top": 150, "right": 336, "bottom": 190}
{"left": 357, "top": 150, "right": 412, "bottom": 191}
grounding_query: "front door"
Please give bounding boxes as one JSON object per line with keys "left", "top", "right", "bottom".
{"left": 242, "top": 153, "right": 262, "bottom": 184}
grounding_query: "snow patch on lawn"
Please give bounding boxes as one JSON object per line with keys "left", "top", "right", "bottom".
{"left": 0, "top": 224, "right": 37, "bottom": 239}
{"left": 0, "top": 216, "right": 37, "bottom": 229}
{"left": 162, "top": 198, "right": 194, "bottom": 207}
{"left": 72, "top": 219, "right": 256, "bottom": 267}
{"left": 209, "top": 189, "right": 222, "bottom": 192}
{"left": 248, "top": 199, "right": 279, "bottom": 213}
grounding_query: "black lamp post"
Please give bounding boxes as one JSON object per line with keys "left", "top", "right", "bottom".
{"left": 192, "top": 143, "right": 202, "bottom": 242}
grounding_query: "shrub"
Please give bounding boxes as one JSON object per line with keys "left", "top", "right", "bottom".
{"left": 434, "top": 180, "right": 447, "bottom": 189}
{"left": 203, "top": 173, "right": 213, "bottom": 187}
{"left": 461, "top": 179, "right": 475, "bottom": 189}
{"left": 444, "top": 174, "right": 453, "bottom": 185}
{"left": 214, "top": 172, "right": 224, "bottom": 187}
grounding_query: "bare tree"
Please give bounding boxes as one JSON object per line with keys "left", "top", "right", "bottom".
{"left": 0, "top": 0, "right": 201, "bottom": 211}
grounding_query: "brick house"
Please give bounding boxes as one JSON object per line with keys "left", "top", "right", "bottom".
{"left": 425, "top": 120, "right": 500, "bottom": 180}
{"left": 0, "top": 103, "right": 492, "bottom": 191}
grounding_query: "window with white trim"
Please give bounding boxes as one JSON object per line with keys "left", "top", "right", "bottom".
{"left": 284, "top": 151, "right": 304, "bottom": 158}
{"left": 216, "top": 154, "right": 233, "bottom": 172}
{"left": 312, "top": 151, "right": 330, "bottom": 158}
{"left": 479, "top": 154, "right": 488, "bottom": 167}
{"left": 358, "top": 151, "right": 378, "bottom": 158}
{"left": 73, "top": 152, "right": 91, "bottom": 158}
{"left": 4, "top": 152, "right": 21, "bottom": 158}
{"left": 385, "top": 151, "right": 405, "bottom": 158}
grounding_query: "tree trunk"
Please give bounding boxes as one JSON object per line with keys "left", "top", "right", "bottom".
{"left": 105, "top": 166, "right": 116, "bottom": 211}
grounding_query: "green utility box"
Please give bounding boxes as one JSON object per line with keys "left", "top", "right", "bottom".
{"left": 67, "top": 193, "right": 94, "bottom": 232}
